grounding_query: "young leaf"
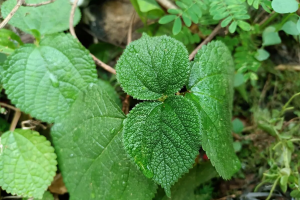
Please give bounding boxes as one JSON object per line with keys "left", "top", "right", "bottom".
{"left": 255, "top": 49, "right": 270, "bottom": 61}
{"left": 186, "top": 41, "right": 241, "bottom": 179}
{"left": 0, "top": 129, "right": 57, "bottom": 199}
{"left": 262, "top": 26, "right": 281, "bottom": 46}
{"left": 173, "top": 17, "right": 183, "bottom": 35}
{"left": 123, "top": 96, "right": 201, "bottom": 197}
{"left": 238, "top": 21, "right": 251, "bottom": 31}
{"left": 281, "top": 20, "right": 300, "bottom": 35}
{"left": 51, "top": 84, "right": 157, "bottom": 200}
{"left": 2, "top": 33, "right": 97, "bottom": 123}
{"left": 1, "top": 0, "right": 81, "bottom": 35}
{"left": 272, "top": 0, "right": 299, "bottom": 14}
{"left": 0, "top": 29, "right": 23, "bottom": 54}
{"left": 116, "top": 34, "right": 189, "bottom": 100}
{"left": 137, "top": 0, "right": 163, "bottom": 13}
{"left": 297, "top": 18, "right": 300, "bottom": 33}
{"left": 229, "top": 21, "right": 238, "bottom": 33}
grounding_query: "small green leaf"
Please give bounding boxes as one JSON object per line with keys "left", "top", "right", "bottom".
{"left": 123, "top": 96, "right": 201, "bottom": 197}
{"left": 281, "top": 20, "right": 300, "bottom": 35}
{"left": 173, "top": 17, "right": 183, "bottom": 35}
{"left": 229, "top": 21, "right": 238, "bottom": 33}
{"left": 186, "top": 41, "right": 241, "bottom": 179}
{"left": 51, "top": 84, "right": 157, "bottom": 200}
{"left": 232, "top": 118, "right": 244, "bottom": 134}
{"left": 159, "top": 15, "right": 177, "bottom": 24}
{"left": 0, "top": 129, "right": 57, "bottom": 199}
{"left": 137, "top": 0, "right": 163, "bottom": 12}
{"left": 272, "top": 0, "right": 299, "bottom": 13}
{"left": 291, "top": 190, "right": 300, "bottom": 198}
{"left": 2, "top": 33, "right": 97, "bottom": 123}
{"left": 280, "top": 175, "right": 289, "bottom": 193}
{"left": 297, "top": 18, "right": 300, "bottom": 33}
{"left": 262, "top": 26, "right": 282, "bottom": 46}
{"left": 168, "top": 9, "right": 182, "bottom": 15}
{"left": 255, "top": 49, "right": 270, "bottom": 61}
{"left": 221, "top": 16, "right": 233, "bottom": 28}
{"left": 238, "top": 21, "right": 251, "bottom": 31}
{"left": 0, "top": 29, "right": 23, "bottom": 54}
{"left": 182, "top": 13, "right": 192, "bottom": 27}
{"left": 1, "top": 0, "right": 81, "bottom": 35}
{"left": 234, "top": 73, "right": 245, "bottom": 87}
{"left": 116, "top": 34, "right": 189, "bottom": 100}
{"left": 22, "top": 191, "right": 54, "bottom": 200}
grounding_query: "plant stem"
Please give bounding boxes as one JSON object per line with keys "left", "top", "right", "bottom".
{"left": 259, "top": 12, "right": 279, "bottom": 30}
{"left": 281, "top": 92, "right": 300, "bottom": 115}
{"left": 189, "top": 22, "right": 222, "bottom": 60}
{"left": 266, "top": 177, "right": 280, "bottom": 200}
{"left": 10, "top": 110, "right": 21, "bottom": 131}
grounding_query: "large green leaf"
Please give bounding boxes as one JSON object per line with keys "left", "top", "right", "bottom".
{"left": 1, "top": 0, "right": 81, "bottom": 35}
{"left": 2, "top": 33, "right": 97, "bottom": 123}
{"left": 116, "top": 34, "right": 189, "bottom": 100}
{"left": 123, "top": 95, "right": 201, "bottom": 197}
{"left": 185, "top": 41, "right": 241, "bottom": 179}
{"left": 96, "top": 79, "right": 121, "bottom": 108}
{"left": 0, "top": 29, "right": 23, "bottom": 55}
{"left": 51, "top": 84, "right": 157, "bottom": 200}
{"left": 272, "top": 0, "right": 299, "bottom": 13}
{"left": 0, "top": 129, "right": 57, "bottom": 199}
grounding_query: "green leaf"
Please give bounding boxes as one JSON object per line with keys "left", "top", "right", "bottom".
{"left": 229, "top": 21, "right": 238, "bottom": 33}
{"left": 96, "top": 79, "right": 122, "bottom": 108}
{"left": 137, "top": 0, "right": 163, "bottom": 13}
{"left": 297, "top": 18, "right": 300, "bottom": 33}
{"left": 221, "top": 16, "right": 233, "bottom": 28}
{"left": 182, "top": 13, "right": 192, "bottom": 27}
{"left": 159, "top": 162, "right": 218, "bottom": 200}
{"left": 291, "top": 190, "right": 300, "bottom": 198}
{"left": 272, "top": 0, "right": 299, "bottom": 13}
{"left": 280, "top": 175, "right": 289, "bottom": 193}
{"left": 123, "top": 95, "right": 201, "bottom": 197}
{"left": 0, "top": 29, "right": 23, "bottom": 54}
{"left": 0, "top": 118, "right": 9, "bottom": 134}
{"left": 238, "top": 21, "right": 251, "bottom": 31}
{"left": 186, "top": 41, "right": 241, "bottom": 179}
{"left": 234, "top": 73, "right": 245, "bottom": 87}
{"left": 255, "top": 49, "right": 270, "bottom": 61}
{"left": 51, "top": 84, "right": 157, "bottom": 200}
{"left": 159, "top": 15, "right": 177, "bottom": 24}
{"left": 173, "top": 17, "right": 183, "bottom": 35}
{"left": 2, "top": 33, "right": 97, "bottom": 123}
{"left": 0, "top": 129, "right": 57, "bottom": 199}
{"left": 1, "top": 0, "right": 81, "bottom": 35}
{"left": 168, "top": 9, "right": 183, "bottom": 15}
{"left": 281, "top": 20, "right": 300, "bottom": 35}
{"left": 116, "top": 34, "right": 189, "bottom": 100}
{"left": 262, "top": 26, "right": 282, "bottom": 46}
{"left": 232, "top": 118, "right": 244, "bottom": 134}
{"left": 22, "top": 191, "right": 54, "bottom": 200}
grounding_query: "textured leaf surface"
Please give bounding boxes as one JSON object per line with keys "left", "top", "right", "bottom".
{"left": 2, "top": 33, "right": 97, "bottom": 123}
{"left": 22, "top": 191, "right": 54, "bottom": 200}
{"left": 186, "top": 41, "right": 241, "bottom": 179}
{"left": 51, "top": 84, "right": 157, "bottom": 200}
{"left": 96, "top": 79, "right": 121, "bottom": 108}
{"left": 1, "top": 0, "right": 81, "bottom": 35}
{"left": 160, "top": 162, "right": 218, "bottom": 200}
{"left": 0, "top": 129, "right": 57, "bottom": 198}
{"left": 0, "top": 29, "right": 23, "bottom": 55}
{"left": 123, "top": 96, "right": 201, "bottom": 196}
{"left": 116, "top": 34, "right": 189, "bottom": 100}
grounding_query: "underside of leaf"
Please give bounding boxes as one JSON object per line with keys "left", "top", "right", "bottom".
{"left": 51, "top": 84, "right": 157, "bottom": 200}
{"left": 123, "top": 95, "right": 201, "bottom": 197}
{"left": 0, "top": 129, "right": 57, "bottom": 199}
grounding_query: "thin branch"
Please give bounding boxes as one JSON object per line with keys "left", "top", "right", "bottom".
{"left": 0, "top": 0, "right": 23, "bottom": 29}
{"left": 69, "top": 0, "right": 79, "bottom": 39}
{"left": 189, "top": 22, "right": 222, "bottom": 60}
{"left": 156, "top": 0, "right": 177, "bottom": 9}
{"left": 127, "top": 12, "right": 136, "bottom": 44}
{"left": 275, "top": 64, "right": 300, "bottom": 71}
{"left": 22, "top": 0, "right": 56, "bottom": 7}
{"left": 10, "top": 110, "right": 21, "bottom": 131}
{"left": 0, "top": 102, "right": 19, "bottom": 112}
{"left": 69, "top": 0, "right": 116, "bottom": 74}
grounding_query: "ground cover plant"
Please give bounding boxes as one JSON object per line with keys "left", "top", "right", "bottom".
{"left": 0, "top": 0, "right": 299, "bottom": 199}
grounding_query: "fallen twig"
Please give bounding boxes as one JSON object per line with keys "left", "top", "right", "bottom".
{"left": 156, "top": 0, "right": 177, "bottom": 9}
{"left": 69, "top": 0, "right": 116, "bottom": 74}
{"left": 275, "top": 64, "right": 300, "bottom": 71}
{"left": 22, "top": 0, "right": 56, "bottom": 7}
{"left": 189, "top": 22, "right": 222, "bottom": 60}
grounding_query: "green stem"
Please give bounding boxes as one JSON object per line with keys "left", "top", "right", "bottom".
{"left": 266, "top": 176, "right": 280, "bottom": 200}
{"left": 281, "top": 92, "right": 300, "bottom": 115}
{"left": 276, "top": 13, "right": 294, "bottom": 31}
{"left": 260, "top": 12, "right": 279, "bottom": 30}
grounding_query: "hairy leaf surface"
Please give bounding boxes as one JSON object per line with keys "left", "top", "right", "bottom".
{"left": 51, "top": 84, "right": 157, "bottom": 200}
{"left": 186, "top": 41, "right": 241, "bottom": 179}
{"left": 123, "top": 96, "right": 201, "bottom": 197}
{"left": 116, "top": 34, "right": 189, "bottom": 100}
{"left": 1, "top": 0, "right": 81, "bottom": 35}
{"left": 2, "top": 33, "right": 97, "bottom": 123}
{"left": 0, "top": 129, "right": 57, "bottom": 199}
